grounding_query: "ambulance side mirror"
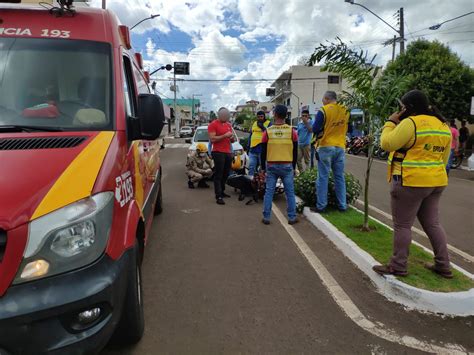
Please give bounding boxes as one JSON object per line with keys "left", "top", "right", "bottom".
{"left": 136, "top": 94, "right": 166, "bottom": 140}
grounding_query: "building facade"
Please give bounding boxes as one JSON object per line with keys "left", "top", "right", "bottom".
{"left": 162, "top": 98, "right": 201, "bottom": 127}
{"left": 270, "top": 65, "right": 351, "bottom": 121}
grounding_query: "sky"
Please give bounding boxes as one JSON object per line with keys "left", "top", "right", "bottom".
{"left": 91, "top": 0, "right": 474, "bottom": 112}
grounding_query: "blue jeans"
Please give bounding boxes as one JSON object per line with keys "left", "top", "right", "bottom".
{"left": 310, "top": 145, "right": 316, "bottom": 168}
{"left": 446, "top": 148, "right": 454, "bottom": 173}
{"left": 316, "top": 146, "right": 347, "bottom": 210}
{"left": 248, "top": 151, "right": 261, "bottom": 176}
{"left": 263, "top": 164, "right": 297, "bottom": 221}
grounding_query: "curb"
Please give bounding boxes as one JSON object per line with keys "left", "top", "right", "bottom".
{"left": 303, "top": 207, "right": 474, "bottom": 317}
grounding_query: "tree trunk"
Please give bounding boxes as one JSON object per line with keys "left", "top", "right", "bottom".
{"left": 363, "top": 145, "right": 373, "bottom": 231}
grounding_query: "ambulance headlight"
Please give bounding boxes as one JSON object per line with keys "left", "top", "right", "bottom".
{"left": 14, "top": 192, "right": 114, "bottom": 284}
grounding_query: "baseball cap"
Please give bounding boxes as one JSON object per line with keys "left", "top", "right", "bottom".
{"left": 273, "top": 104, "right": 288, "bottom": 118}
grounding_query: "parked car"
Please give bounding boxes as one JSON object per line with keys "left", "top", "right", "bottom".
{"left": 179, "top": 126, "right": 193, "bottom": 138}
{"left": 186, "top": 126, "right": 248, "bottom": 173}
{"left": 0, "top": 1, "right": 166, "bottom": 353}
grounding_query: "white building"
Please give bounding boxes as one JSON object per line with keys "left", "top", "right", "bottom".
{"left": 270, "top": 65, "right": 351, "bottom": 120}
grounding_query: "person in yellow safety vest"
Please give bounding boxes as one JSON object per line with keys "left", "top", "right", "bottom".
{"left": 260, "top": 105, "right": 298, "bottom": 225}
{"left": 372, "top": 90, "right": 453, "bottom": 279}
{"left": 311, "top": 91, "right": 350, "bottom": 213}
{"left": 248, "top": 110, "right": 271, "bottom": 176}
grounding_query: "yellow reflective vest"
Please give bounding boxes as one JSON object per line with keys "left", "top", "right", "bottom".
{"left": 387, "top": 115, "right": 451, "bottom": 187}
{"left": 318, "top": 103, "right": 349, "bottom": 148}
{"left": 267, "top": 124, "right": 293, "bottom": 162}
{"left": 250, "top": 120, "right": 270, "bottom": 148}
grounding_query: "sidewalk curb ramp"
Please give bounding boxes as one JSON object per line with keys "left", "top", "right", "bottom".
{"left": 302, "top": 207, "right": 474, "bottom": 317}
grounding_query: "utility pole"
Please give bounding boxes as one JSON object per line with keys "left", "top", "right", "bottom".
{"left": 399, "top": 7, "right": 405, "bottom": 54}
{"left": 392, "top": 35, "right": 396, "bottom": 61}
{"left": 173, "top": 71, "right": 179, "bottom": 138}
{"left": 102, "top": 0, "right": 106, "bottom": 9}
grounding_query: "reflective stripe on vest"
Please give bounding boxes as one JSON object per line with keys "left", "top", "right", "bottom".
{"left": 250, "top": 120, "right": 270, "bottom": 148}
{"left": 267, "top": 124, "right": 293, "bottom": 162}
{"left": 318, "top": 103, "right": 349, "bottom": 148}
{"left": 386, "top": 115, "right": 450, "bottom": 187}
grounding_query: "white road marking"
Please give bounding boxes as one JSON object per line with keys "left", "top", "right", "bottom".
{"left": 165, "top": 143, "right": 190, "bottom": 149}
{"left": 272, "top": 203, "right": 469, "bottom": 354}
{"left": 356, "top": 199, "right": 474, "bottom": 264}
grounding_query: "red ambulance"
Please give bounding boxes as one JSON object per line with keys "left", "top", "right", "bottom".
{"left": 0, "top": 1, "right": 165, "bottom": 353}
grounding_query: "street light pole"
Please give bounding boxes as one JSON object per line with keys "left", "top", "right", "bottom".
{"left": 130, "top": 14, "right": 160, "bottom": 31}
{"left": 345, "top": 1, "right": 404, "bottom": 54}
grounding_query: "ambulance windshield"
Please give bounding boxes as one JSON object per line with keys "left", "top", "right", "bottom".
{"left": 0, "top": 38, "right": 113, "bottom": 131}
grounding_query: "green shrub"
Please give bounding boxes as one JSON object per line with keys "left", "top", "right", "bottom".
{"left": 294, "top": 168, "right": 362, "bottom": 208}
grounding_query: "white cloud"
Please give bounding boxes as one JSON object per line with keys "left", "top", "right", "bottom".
{"left": 92, "top": 0, "right": 474, "bottom": 110}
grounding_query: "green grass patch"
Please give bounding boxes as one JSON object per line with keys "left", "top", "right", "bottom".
{"left": 321, "top": 208, "right": 474, "bottom": 292}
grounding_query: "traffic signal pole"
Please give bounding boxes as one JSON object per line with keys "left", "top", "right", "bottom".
{"left": 174, "top": 71, "right": 179, "bottom": 138}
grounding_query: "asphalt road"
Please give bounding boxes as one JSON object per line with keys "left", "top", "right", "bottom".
{"left": 344, "top": 154, "right": 474, "bottom": 270}
{"left": 102, "top": 140, "right": 473, "bottom": 354}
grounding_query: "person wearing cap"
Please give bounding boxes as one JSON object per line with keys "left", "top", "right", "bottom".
{"left": 311, "top": 91, "right": 349, "bottom": 212}
{"left": 186, "top": 143, "right": 214, "bottom": 189}
{"left": 296, "top": 109, "right": 313, "bottom": 172}
{"left": 260, "top": 104, "right": 299, "bottom": 225}
{"left": 248, "top": 110, "right": 271, "bottom": 176}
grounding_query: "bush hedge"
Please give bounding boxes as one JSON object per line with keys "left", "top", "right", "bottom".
{"left": 294, "top": 168, "right": 362, "bottom": 208}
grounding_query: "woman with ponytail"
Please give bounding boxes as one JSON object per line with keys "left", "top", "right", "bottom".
{"left": 372, "top": 90, "right": 453, "bottom": 279}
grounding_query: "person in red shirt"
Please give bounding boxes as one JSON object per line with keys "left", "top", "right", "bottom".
{"left": 208, "top": 107, "right": 235, "bottom": 205}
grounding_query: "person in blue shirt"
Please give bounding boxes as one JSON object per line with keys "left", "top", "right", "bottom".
{"left": 296, "top": 109, "right": 313, "bottom": 172}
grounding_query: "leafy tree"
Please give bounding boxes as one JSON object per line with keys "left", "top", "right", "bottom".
{"left": 382, "top": 39, "right": 474, "bottom": 123}
{"left": 235, "top": 108, "right": 255, "bottom": 130}
{"left": 309, "top": 39, "right": 409, "bottom": 230}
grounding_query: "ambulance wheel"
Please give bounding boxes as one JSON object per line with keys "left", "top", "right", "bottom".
{"left": 113, "top": 242, "right": 144, "bottom": 345}
{"left": 154, "top": 178, "right": 163, "bottom": 215}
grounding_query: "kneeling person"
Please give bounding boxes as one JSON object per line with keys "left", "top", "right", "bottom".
{"left": 187, "top": 143, "right": 214, "bottom": 189}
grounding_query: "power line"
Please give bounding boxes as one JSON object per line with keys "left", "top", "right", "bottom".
{"left": 150, "top": 77, "right": 331, "bottom": 82}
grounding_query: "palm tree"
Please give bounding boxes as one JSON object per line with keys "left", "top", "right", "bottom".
{"left": 308, "top": 39, "right": 408, "bottom": 230}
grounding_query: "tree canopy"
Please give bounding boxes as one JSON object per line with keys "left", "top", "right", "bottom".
{"left": 382, "top": 39, "right": 474, "bottom": 123}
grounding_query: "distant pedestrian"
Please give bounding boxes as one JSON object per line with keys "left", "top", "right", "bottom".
{"left": 373, "top": 90, "right": 453, "bottom": 278}
{"left": 260, "top": 105, "right": 298, "bottom": 225}
{"left": 459, "top": 120, "right": 469, "bottom": 150}
{"left": 311, "top": 91, "right": 349, "bottom": 212}
{"left": 248, "top": 110, "right": 271, "bottom": 176}
{"left": 296, "top": 109, "right": 313, "bottom": 172}
{"left": 208, "top": 107, "right": 235, "bottom": 205}
{"left": 447, "top": 119, "right": 459, "bottom": 173}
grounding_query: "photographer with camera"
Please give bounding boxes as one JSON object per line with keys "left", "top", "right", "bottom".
{"left": 372, "top": 90, "right": 453, "bottom": 279}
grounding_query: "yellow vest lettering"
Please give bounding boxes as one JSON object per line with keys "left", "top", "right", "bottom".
{"left": 267, "top": 124, "right": 293, "bottom": 162}
{"left": 387, "top": 115, "right": 451, "bottom": 187}
{"left": 250, "top": 120, "right": 270, "bottom": 148}
{"left": 318, "top": 103, "right": 349, "bottom": 148}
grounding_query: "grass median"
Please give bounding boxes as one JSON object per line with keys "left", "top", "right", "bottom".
{"left": 320, "top": 208, "right": 474, "bottom": 292}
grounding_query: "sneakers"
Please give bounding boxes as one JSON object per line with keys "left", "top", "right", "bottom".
{"left": 372, "top": 264, "right": 408, "bottom": 277}
{"left": 216, "top": 198, "right": 225, "bottom": 205}
{"left": 222, "top": 192, "right": 231, "bottom": 198}
{"left": 288, "top": 218, "right": 299, "bottom": 225}
{"left": 261, "top": 219, "right": 270, "bottom": 225}
{"left": 310, "top": 207, "right": 326, "bottom": 213}
{"left": 424, "top": 263, "right": 453, "bottom": 279}
{"left": 188, "top": 181, "right": 195, "bottom": 189}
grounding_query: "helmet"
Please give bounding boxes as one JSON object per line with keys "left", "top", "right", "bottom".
{"left": 231, "top": 155, "right": 242, "bottom": 170}
{"left": 196, "top": 143, "right": 208, "bottom": 153}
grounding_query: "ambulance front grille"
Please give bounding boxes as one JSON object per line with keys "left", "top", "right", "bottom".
{"left": 0, "top": 136, "right": 87, "bottom": 150}
{"left": 0, "top": 230, "right": 6, "bottom": 263}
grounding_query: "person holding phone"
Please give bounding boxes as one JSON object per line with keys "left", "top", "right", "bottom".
{"left": 372, "top": 90, "right": 453, "bottom": 279}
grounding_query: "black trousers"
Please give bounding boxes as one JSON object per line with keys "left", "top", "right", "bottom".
{"left": 211, "top": 152, "right": 232, "bottom": 199}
